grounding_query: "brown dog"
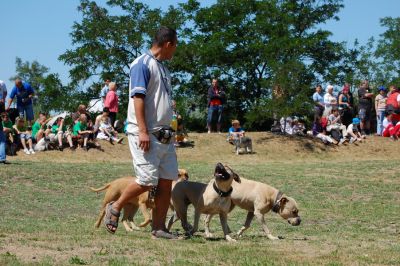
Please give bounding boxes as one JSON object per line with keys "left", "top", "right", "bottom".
{"left": 91, "top": 169, "right": 189, "bottom": 232}
{"left": 205, "top": 177, "right": 300, "bottom": 240}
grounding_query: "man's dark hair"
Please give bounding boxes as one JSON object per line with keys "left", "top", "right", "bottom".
{"left": 39, "top": 111, "right": 47, "bottom": 116}
{"left": 103, "top": 107, "right": 110, "bottom": 113}
{"left": 152, "top": 26, "right": 177, "bottom": 47}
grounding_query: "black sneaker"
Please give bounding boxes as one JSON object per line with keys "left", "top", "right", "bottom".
{"left": 58, "top": 146, "right": 63, "bottom": 151}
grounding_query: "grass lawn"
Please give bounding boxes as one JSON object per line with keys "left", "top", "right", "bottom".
{"left": 0, "top": 133, "right": 399, "bottom": 265}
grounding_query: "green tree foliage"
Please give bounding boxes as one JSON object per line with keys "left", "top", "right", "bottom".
{"left": 375, "top": 17, "right": 400, "bottom": 85}
{"left": 60, "top": 0, "right": 348, "bottom": 130}
{"left": 171, "top": 0, "right": 345, "bottom": 129}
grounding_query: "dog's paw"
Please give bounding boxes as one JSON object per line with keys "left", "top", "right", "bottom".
{"left": 267, "top": 234, "right": 279, "bottom": 240}
{"left": 205, "top": 232, "right": 214, "bottom": 238}
{"left": 225, "top": 235, "right": 237, "bottom": 242}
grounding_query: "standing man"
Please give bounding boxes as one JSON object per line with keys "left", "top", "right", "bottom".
{"left": 357, "top": 80, "right": 374, "bottom": 135}
{"left": 207, "top": 78, "right": 225, "bottom": 133}
{"left": 104, "top": 82, "right": 119, "bottom": 128}
{"left": 6, "top": 79, "right": 35, "bottom": 126}
{"left": 100, "top": 78, "right": 111, "bottom": 103}
{"left": 103, "top": 26, "right": 179, "bottom": 239}
{"left": 0, "top": 80, "right": 7, "bottom": 113}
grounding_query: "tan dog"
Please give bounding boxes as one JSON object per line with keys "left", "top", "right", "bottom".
{"left": 205, "top": 177, "right": 301, "bottom": 240}
{"left": 171, "top": 163, "right": 241, "bottom": 242}
{"left": 91, "top": 169, "right": 189, "bottom": 232}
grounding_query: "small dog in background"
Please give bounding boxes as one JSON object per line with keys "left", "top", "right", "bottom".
{"left": 227, "top": 120, "right": 253, "bottom": 155}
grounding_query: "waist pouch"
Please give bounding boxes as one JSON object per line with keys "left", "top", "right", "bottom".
{"left": 152, "top": 126, "right": 175, "bottom": 144}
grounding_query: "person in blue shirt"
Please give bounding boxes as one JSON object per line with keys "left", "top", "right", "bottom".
{"left": 312, "top": 84, "right": 324, "bottom": 121}
{"left": 227, "top": 119, "right": 245, "bottom": 143}
{"left": 6, "top": 79, "right": 35, "bottom": 126}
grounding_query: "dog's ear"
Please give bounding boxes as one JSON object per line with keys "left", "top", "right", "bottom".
{"left": 279, "top": 196, "right": 288, "bottom": 205}
{"left": 233, "top": 173, "right": 241, "bottom": 183}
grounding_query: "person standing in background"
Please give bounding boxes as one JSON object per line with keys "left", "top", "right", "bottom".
{"left": 104, "top": 82, "right": 119, "bottom": 128}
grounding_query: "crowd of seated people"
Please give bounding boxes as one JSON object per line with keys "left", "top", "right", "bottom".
{"left": 306, "top": 82, "right": 400, "bottom": 144}
{"left": 1, "top": 104, "right": 124, "bottom": 155}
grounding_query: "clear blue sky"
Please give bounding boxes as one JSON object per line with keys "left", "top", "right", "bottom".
{"left": 0, "top": 0, "right": 399, "bottom": 94}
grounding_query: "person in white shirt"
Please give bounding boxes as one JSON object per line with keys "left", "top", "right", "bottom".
{"left": 103, "top": 27, "right": 179, "bottom": 240}
{"left": 0, "top": 80, "right": 7, "bottom": 112}
{"left": 323, "top": 85, "right": 337, "bottom": 117}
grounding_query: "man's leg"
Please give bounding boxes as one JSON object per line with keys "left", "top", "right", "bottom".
{"left": 207, "top": 107, "right": 213, "bottom": 133}
{"left": 0, "top": 131, "right": 6, "bottom": 162}
{"left": 106, "top": 181, "right": 150, "bottom": 232}
{"left": 216, "top": 105, "right": 223, "bottom": 133}
{"left": 152, "top": 178, "right": 172, "bottom": 231}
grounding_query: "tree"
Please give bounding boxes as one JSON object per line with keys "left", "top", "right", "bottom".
{"left": 59, "top": 0, "right": 189, "bottom": 116}
{"left": 375, "top": 17, "right": 400, "bottom": 85}
{"left": 170, "top": 0, "right": 345, "bottom": 129}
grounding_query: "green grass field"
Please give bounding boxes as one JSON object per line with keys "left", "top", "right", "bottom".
{"left": 0, "top": 133, "right": 399, "bottom": 265}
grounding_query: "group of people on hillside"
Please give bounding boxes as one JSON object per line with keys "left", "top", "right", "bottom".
{"left": 308, "top": 80, "right": 400, "bottom": 145}
{"left": 0, "top": 78, "right": 124, "bottom": 163}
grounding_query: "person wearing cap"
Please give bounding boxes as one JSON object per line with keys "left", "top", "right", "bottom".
{"left": 227, "top": 119, "right": 245, "bottom": 142}
{"left": 375, "top": 86, "right": 387, "bottom": 136}
{"left": 347, "top": 118, "right": 365, "bottom": 143}
{"left": 323, "top": 85, "right": 337, "bottom": 117}
{"left": 357, "top": 80, "right": 374, "bottom": 135}
{"left": 338, "top": 85, "right": 354, "bottom": 126}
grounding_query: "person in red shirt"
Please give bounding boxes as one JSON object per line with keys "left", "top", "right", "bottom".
{"left": 104, "top": 82, "right": 119, "bottom": 128}
{"left": 206, "top": 78, "right": 225, "bottom": 133}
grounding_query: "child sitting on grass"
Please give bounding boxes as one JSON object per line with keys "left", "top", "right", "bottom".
{"left": 73, "top": 114, "right": 92, "bottom": 151}
{"left": 1, "top": 112, "right": 14, "bottom": 144}
{"left": 327, "top": 108, "right": 348, "bottom": 145}
{"left": 346, "top": 118, "right": 366, "bottom": 143}
{"left": 52, "top": 117, "right": 75, "bottom": 151}
{"left": 13, "top": 117, "right": 35, "bottom": 155}
{"left": 96, "top": 114, "right": 123, "bottom": 144}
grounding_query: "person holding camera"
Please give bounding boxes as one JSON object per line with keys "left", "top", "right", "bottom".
{"left": 6, "top": 79, "right": 35, "bottom": 126}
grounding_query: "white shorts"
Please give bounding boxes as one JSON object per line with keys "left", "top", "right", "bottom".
{"left": 128, "top": 134, "right": 178, "bottom": 186}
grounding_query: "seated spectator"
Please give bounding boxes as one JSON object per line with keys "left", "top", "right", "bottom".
{"left": 52, "top": 117, "right": 75, "bottom": 151}
{"left": 292, "top": 118, "right": 306, "bottom": 135}
{"left": 346, "top": 118, "right": 366, "bottom": 143}
{"left": 73, "top": 114, "right": 92, "bottom": 151}
{"left": 94, "top": 107, "right": 109, "bottom": 134}
{"left": 280, "top": 117, "right": 294, "bottom": 135}
{"left": 96, "top": 113, "right": 123, "bottom": 144}
{"left": 227, "top": 119, "right": 245, "bottom": 142}
{"left": 2, "top": 112, "right": 14, "bottom": 144}
{"left": 13, "top": 117, "right": 35, "bottom": 154}
{"left": 32, "top": 112, "right": 51, "bottom": 142}
{"left": 73, "top": 104, "right": 101, "bottom": 149}
{"left": 382, "top": 113, "right": 400, "bottom": 140}
{"left": 307, "top": 116, "right": 337, "bottom": 144}
{"left": 327, "top": 108, "right": 348, "bottom": 144}
{"left": 227, "top": 119, "right": 252, "bottom": 154}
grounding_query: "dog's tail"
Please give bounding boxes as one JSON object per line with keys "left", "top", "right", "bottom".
{"left": 89, "top": 183, "right": 111, "bottom": 193}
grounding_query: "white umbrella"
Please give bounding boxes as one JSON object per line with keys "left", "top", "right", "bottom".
{"left": 87, "top": 98, "right": 103, "bottom": 113}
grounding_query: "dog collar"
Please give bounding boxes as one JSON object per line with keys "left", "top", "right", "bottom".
{"left": 213, "top": 182, "right": 233, "bottom": 197}
{"left": 272, "top": 191, "right": 283, "bottom": 213}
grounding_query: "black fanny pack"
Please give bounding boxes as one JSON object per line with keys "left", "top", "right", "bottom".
{"left": 152, "top": 126, "right": 175, "bottom": 144}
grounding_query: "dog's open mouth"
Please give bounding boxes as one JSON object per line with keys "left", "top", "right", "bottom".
{"left": 214, "top": 163, "right": 231, "bottom": 180}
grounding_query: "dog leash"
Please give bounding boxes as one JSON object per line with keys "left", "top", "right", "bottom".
{"left": 272, "top": 191, "right": 283, "bottom": 213}
{"left": 213, "top": 182, "right": 233, "bottom": 197}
